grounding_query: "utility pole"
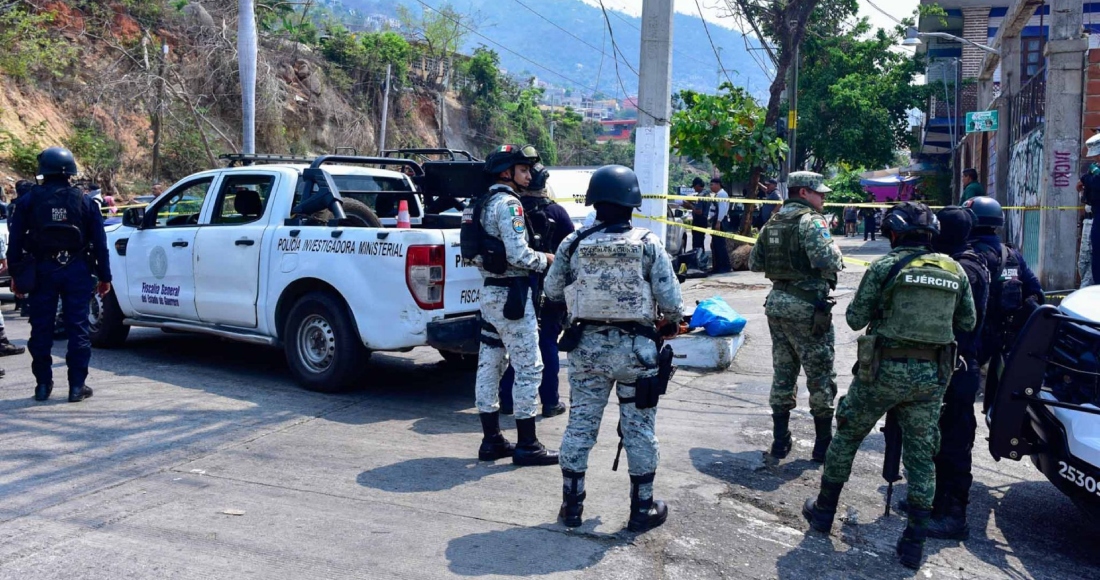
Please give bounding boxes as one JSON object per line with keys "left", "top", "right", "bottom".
{"left": 379, "top": 63, "right": 391, "bottom": 152}
{"left": 1037, "top": 0, "right": 1086, "bottom": 289}
{"left": 633, "top": 0, "right": 673, "bottom": 242}
{"left": 787, "top": 40, "right": 799, "bottom": 175}
{"left": 239, "top": 0, "right": 257, "bottom": 154}
{"left": 150, "top": 42, "right": 168, "bottom": 181}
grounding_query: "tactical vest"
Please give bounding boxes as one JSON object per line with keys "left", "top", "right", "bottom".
{"left": 563, "top": 227, "right": 655, "bottom": 323}
{"left": 974, "top": 241, "right": 1023, "bottom": 314}
{"left": 521, "top": 196, "right": 557, "bottom": 253}
{"left": 762, "top": 206, "right": 834, "bottom": 284}
{"left": 878, "top": 253, "right": 966, "bottom": 345}
{"left": 460, "top": 188, "right": 531, "bottom": 274}
{"left": 30, "top": 184, "right": 86, "bottom": 255}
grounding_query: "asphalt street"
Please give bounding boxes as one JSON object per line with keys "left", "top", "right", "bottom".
{"left": 0, "top": 235, "right": 1096, "bottom": 579}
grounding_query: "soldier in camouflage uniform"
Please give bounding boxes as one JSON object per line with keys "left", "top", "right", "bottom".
{"left": 544, "top": 165, "right": 684, "bottom": 533}
{"left": 748, "top": 171, "right": 844, "bottom": 462}
{"left": 802, "top": 202, "right": 976, "bottom": 571}
{"left": 466, "top": 144, "right": 559, "bottom": 467}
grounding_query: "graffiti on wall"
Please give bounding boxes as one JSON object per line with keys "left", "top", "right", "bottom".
{"left": 1006, "top": 126, "right": 1044, "bottom": 248}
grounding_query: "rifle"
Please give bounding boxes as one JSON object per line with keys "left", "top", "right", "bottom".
{"left": 881, "top": 409, "right": 903, "bottom": 516}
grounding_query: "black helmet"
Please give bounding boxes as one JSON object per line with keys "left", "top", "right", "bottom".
{"left": 962, "top": 196, "right": 1004, "bottom": 228}
{"left": 933, "top": 205, "right": 974, "bottom": 253}
{"left": 37, "top": 146, "right": 79, "bottom": 177}
{"left": 881, "top": 201, "right": 939, "bottom": 238}
{"left": 483, "top": 144, "right": 540, "bottom": 176}
{"left": 528, "top": 162, "right": 549, "bottom": 191}
{"left": 585, "top": 165, "right": 642, "bottom": 208}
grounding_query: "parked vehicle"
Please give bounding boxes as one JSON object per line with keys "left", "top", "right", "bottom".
{"left": 93, "top": 153, "right": 484, "bottom": 392}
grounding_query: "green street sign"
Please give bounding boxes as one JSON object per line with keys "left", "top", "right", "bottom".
{"left": 966, "top": 110, "right": 999, "bottom": 133}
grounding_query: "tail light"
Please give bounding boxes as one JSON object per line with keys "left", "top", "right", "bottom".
{"left": 406, "top": 245, "right": 445, "bottom": 310}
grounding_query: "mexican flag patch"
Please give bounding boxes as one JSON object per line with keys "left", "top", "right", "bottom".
{"left": 509, "top": 205, "right": 524, "bottom": 217}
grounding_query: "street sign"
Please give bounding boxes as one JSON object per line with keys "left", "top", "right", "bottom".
{"left": 966, "top": 110, "right": 999, "bottom": 133}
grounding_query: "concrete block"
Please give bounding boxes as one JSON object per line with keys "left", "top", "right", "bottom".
{"left": 667, "top": 330, "right": 746, "bottom": 371}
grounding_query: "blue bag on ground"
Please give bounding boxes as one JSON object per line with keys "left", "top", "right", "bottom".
{"left": 690, "top": 297, "right": 747, "bottom": 336}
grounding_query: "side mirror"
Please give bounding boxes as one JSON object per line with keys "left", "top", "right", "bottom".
{"left": 122, "top": 207, "right": 146, "bottom": 229}
{"left": 671, "top": 208, "right": 685, "bottom": 219}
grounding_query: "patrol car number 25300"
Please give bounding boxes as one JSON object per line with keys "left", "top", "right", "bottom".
{"left": 1058, "top": 461, "right": 1100, "bottom": 497}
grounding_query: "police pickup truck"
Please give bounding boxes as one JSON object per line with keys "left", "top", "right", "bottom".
{"left": 92, "top": 153, "right": 485, "bottom": 392}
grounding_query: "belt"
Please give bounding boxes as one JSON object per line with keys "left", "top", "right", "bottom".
{"left": 484, "top": 276, "right": 527, "bottom": 287}
{"left": 575, "top": 319, "right": 659, "bottom": 342}
{"left": 882, "top": 346, "right": 941, "bottom": 362}
{"left": 772, "top": 280, "right": 824, "bottom": 305}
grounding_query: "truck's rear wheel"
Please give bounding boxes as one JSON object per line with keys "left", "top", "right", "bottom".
{"left": 311, "top": 198, "right": 382, "bottom": 228}
{"left": 90, "top": 289, "right": 130, "bottom": 348}
{"left": 284, "top": 291, "right": 368, "bottom": 392}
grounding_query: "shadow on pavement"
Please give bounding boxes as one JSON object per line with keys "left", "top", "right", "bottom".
{"left": 691, "top": 447, "right": 818, "bottom": 492}
{"left": 357, "top": 457, "right": 514, "bottom": 493}
{"left": 445, "top": 525, "right": 617, "bottom": 576}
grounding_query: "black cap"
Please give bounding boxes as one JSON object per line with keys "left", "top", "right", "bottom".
{"left": 691, "top": 177, "right": 705, "bottom": 188}
{"left": 933, "top": 206, "right": 974, "bottom": 254}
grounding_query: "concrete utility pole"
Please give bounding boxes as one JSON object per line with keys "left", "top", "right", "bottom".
{"left": 787, "top": 41, "right": 799, "bottom": 175}
{"left": 633, "top": 0, "right": 673, "bottom": 242}
{"left": 239, "top": 0, "right": 257, "bottom": 154}
{"left": 1037, "top": 0, "right": 1086, "bottom": 289}
{"left": 379, "top": 63, "right": 391, "bottom": 152}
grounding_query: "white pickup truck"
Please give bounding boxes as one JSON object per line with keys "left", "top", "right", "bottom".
{"left": 92, "top": 154, "right": 486, "bottom": 392}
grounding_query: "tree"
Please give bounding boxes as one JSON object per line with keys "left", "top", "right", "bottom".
{"left": 395, "top": 3, "right": 471, "bottom": 64}
{"left": 795, "top": 20, "right": 927, "bottom": 171}
{"left": 670, "top": 84, "right": 787, "bottom": 234}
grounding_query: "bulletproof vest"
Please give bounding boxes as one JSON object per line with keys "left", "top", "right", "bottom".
{"left": 563, "top": 227, "right": 655, "bottom": 323}
{"left": 877, "top": 253, "right": 966, "bottom": 345}
{"left": 459, "top": 193, "right": 488, "bottom": 262}
{"left": 30, "top": 184, "right": 85, "bottom": 254}
{"left": 520, "top": 196, "right": 557, "bottom": 253}
{"left": 459, "top": 188, "right": 529, "bottom": 275}
{"left": 761, "top": 206, "right": 834, "bottom": 284}
{"left": 974, "top": 241, "right": 1023, "bottom": 314}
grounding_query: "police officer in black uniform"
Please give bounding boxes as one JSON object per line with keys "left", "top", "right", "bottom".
{"left": 962, "top": 196, "right": 1043, "bottom": 411}
{"left": 8, "top": 147, "right": 112, "bottom": 402}
{"left": 920, "top": 206, "right": 990, "bottom": 539}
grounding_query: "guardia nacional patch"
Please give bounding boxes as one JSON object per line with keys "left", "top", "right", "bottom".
{"left": 512, "top": 218, "right": 525, "bottom": 233}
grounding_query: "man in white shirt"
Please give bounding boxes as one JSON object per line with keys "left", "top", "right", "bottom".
{"left": 709, "top": 178, "right": 732, "bottom": 273}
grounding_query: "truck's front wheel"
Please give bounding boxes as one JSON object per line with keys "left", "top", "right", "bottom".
{"left": 284, "top": 291, "right": 368, "bottom": 392}
{"left": 90, "top": 289, "right": 130, "bottom": 348}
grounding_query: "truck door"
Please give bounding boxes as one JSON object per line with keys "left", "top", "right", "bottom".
{"left": 124, "top": 176, "right": 213, "bottom": 320}
{"left": 192, "top": 172, "right": 276, "bottom": 328}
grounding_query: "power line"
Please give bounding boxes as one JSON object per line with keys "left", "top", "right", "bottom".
{"left": 694, "top": 0, "right": 735, "bottom": 87}
{"left": 507, "top": 0, "right": 637, "bottom": 76}
{"left": 607, "top": 5, "right": 726, "bottom": 71}
{"left": 408, "top": 0, "right": 600, "bottom": 93}
{"left": 865, "top": 0, "right": 904, "bottom": 25}
{"left": 596, "top": 0, "right": 665, "bottom": 123}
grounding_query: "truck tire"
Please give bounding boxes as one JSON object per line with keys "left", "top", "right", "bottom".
{"left": 438, "top": 349, "right": 478, "bottom": 370}
{"left": 90, "top": 289, "right": 130, "bottom": 348}
{"left": 284, "top": 291, "right": 369, "bottom": 392}
{"left": 311, "top": 198, "right": 382, "bottom": 228}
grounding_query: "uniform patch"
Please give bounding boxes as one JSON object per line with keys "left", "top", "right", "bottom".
{"left": 512, "top": 218, "right": 525, "bottom": 233}
{"left": 812, "top": 217, "right": 831, "bottom": 238}
{"left": 509, "top": 205, "right": 523, "bottom": 217}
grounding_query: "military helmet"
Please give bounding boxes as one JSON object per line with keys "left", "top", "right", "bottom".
{"left": 962, "top": 195, "right": 1004, "bottom": 228}
{"left": 483, "top": 144, "right": 540, "bottom": 176}
{"left": 528, "top": 162, "right": 550, "bottom": 191}
{"left": 881, "top": 201, "right": 939, "bottom": 238}
{"left": 585, "top": 164, "right": 642, "bottom": 208}
{"left": 1087, "top": 133, "right": 1100, "bottom": 158}
{"left": 37, "top": 146, "right": 79, "bottom": 177}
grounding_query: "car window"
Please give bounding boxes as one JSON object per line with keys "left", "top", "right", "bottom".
{"left": 150, "top": 178, "right": 213, "bottom": 228}
{"left": 209, "top": 174, "right": 274, "bottom": 225}
{"left": 331, "top": 174, "right": 419, "bottom": 218}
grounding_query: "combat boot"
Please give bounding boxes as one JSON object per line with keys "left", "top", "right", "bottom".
{"left": 897, "top": 508, "right": 932, "bottom": 570}
{"left": 802, "top": 478, "right": 844, "bottom": 533}
{"left": 478, "top": 412, "right": 515, "bottom": 461}
{"left": 811, "top": 415, "right": 833, "bottom": 463}
{"left": 926, "top": 496, "right": 970, "bottom": 541}
{"left": 34, "top": 382, "right": 54, "bottom": 402}
{"left": 559, "top": 469, "right": 586, "bottom": 528}
{"left": 0, "top": 328, "right": 24, "bottom": 357}
{"left": 770, "top": 411, "right": 792, "bottom": 459}
{"left": 513, "top": 418, "right": 559, "bottom": 466}
{"left": 68, "top": 385, "right": 93, "bottom": 403}
{"left": 627, "top": 473, "right": 668, "bottom": 532}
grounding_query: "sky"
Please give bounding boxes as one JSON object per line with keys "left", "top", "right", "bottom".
{"left": 578, "top": 0, "right": 922, "bottom": 37}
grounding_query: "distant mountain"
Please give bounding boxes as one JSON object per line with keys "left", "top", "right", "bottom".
{"left": 325, "top": 0, "right": 772, "bottom": 99}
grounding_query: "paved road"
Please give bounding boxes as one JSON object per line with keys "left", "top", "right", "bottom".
{"left": 0, "top": 236, "right": 1096, "bottom": 579}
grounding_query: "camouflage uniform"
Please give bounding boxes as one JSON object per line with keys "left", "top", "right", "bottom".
{"left": 823, "top": 246, "right": 977, "bottom": 510}
{"left": 544, "top": 222, "right": 684, "bottom": 501}
{"left": 748, "top": 193, "right": 844, "bottom": 419}
{"left": 475, "top": 184, "right": 549, "bottom": 421}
